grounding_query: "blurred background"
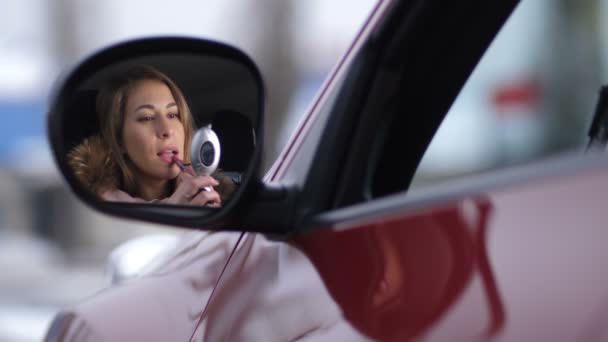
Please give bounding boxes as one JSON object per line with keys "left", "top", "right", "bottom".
{"left": 412, "top": 0, "right": 608, "bottom": 186}
{"left": 0, "top": 0, "right": 607, "bottom": 340}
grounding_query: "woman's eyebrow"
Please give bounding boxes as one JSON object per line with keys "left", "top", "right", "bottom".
{"left": 133, "top": 102, "right": 176, "bottom": 112}
{"left": 134, "top": 104, "right": 155, "bottom": 112}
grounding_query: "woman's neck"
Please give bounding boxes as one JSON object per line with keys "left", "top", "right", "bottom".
{"left": 137, "top": 178, "right": 170, "bottom": 201}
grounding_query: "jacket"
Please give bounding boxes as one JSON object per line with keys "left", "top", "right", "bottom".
{"left": 67, "top": 135, "right": 235, "bottom": 203}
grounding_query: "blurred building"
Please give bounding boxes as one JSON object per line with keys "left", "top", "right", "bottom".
{"left": 412, "top": 0, "right": 603, "bottom": 188}
{"left": 3, "top": 0, "right": 606, "bottom": 340}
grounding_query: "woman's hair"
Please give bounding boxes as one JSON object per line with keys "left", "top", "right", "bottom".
{"left": 96, "top": 65, "right": 196, "bottom": 196}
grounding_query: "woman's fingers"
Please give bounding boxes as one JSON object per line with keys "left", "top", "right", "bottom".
{"left": 189, "top": 176, "right": 219, "bottom": 193}
{"left": 183, "top": 164, "right": 197, "bottom": 177}
{"left": 177, "top": 174, "right": 217, "bottom": 194}
{"left": 170, "top": 174, "right": 221, "bottom": 206}
{"left": 190, "top": 189, "right": 222, "bottom": 207}
{"left": 175, "top": 170, "right": 193, "bottom": 185}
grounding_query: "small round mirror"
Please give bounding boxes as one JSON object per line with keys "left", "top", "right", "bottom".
{"left": 191, "top": 125, "right": 221, "bottom": 176}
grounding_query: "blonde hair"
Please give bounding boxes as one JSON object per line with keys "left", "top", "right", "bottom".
{"left": 96, "top": 65, "right": 195, "bottom": 197}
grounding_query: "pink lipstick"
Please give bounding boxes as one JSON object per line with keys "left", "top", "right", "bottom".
{"left": 172, "top": 154, "right": 185, "bottom": 170}
{"left": 172, "top": 155, "right": 196, "bottom": 176}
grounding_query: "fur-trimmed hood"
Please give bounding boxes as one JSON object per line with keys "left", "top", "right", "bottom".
{"left": 67, "top": 134, "right": 119, "bottom": 198}
{"left": 67, "top": 135, "right": 236, "bottom": 202}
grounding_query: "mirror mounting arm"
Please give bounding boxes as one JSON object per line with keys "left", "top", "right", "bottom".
{"left": 239, "top": 182, "right": 300, "bottom": 239}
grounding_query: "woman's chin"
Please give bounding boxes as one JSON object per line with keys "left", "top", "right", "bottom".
{"left": 168, "top": 165, "right": 182, "bottom": 178}
{"left": 149, "top": 164, "right": 181, "bottom": 180}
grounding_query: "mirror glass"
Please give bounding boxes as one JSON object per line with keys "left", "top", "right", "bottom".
{"left": 56, "top": 49, "right": 260, "bottom": 210}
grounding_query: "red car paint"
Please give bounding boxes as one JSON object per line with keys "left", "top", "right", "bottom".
{"left": 260, "top": 1, "right": 608, "bottom": 339}
{"left": 292, "top": 161, "right": 608, "bottom": 340}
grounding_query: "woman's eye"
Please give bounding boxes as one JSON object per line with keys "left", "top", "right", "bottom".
{"left": 137, "top": 116, "right": 154, "bottom": 122}
{"left": 168, "top": 113, "right": 180, "bottom": 119}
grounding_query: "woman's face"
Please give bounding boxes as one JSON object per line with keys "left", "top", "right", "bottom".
{"left": 122, "top": 79, "right": 185, "bottom": 182}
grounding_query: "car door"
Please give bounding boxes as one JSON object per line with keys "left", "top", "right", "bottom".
{"left": 188, "top": 0, "right": 522, "bottom": 340}
{"left": 267, "top": 1, "right": 517, "bottom": 339}
{"left": 182, "top": 1, "right": 522, "bottom": 340}
{"left": 270, "top": 0, "right": 608, "bottom": 341}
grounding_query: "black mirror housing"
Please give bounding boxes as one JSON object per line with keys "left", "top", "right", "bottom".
{"left": 48, "top": 37, "right": 266, "bottom": 230}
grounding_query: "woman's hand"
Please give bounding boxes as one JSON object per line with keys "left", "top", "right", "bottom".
{"left": 163, "top": 165, "right": 222, "bottom": 207}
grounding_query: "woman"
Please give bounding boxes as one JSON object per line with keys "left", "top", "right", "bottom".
{"left": 68, "top": 65, "right": 233, "bottom": 206}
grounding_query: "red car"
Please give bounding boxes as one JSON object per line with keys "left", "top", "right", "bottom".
{"left": 44, "top": 0, "right": 608, "bottom": 341}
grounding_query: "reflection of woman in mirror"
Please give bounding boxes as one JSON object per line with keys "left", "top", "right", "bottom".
{"left": 68, "top": 65, "right": 234, "bottom": 206}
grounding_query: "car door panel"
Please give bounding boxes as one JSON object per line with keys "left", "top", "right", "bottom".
{"left": 292, "top": 155, "right": 608, "bottom": 340}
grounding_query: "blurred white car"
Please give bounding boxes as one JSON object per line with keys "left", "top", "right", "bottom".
{"left": 415, "top": 0, "right": 554, "bottom": 181}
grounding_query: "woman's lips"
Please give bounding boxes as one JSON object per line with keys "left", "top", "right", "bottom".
{"left": 157, "top": 148, "right": 178, "bottom": 164}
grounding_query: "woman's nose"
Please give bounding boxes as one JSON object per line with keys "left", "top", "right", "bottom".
{"left": 156, "top": 117, "right": 173, "bottom": 138}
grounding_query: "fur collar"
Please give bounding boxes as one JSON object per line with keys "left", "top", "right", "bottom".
{"left": 68, "top": 135, "right": 236, "bottom": 202}
{"left": 67, "top": 134, "right": 119, "bottom": 198}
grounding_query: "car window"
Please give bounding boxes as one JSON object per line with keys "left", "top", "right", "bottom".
{"left": 410, "top": 0, "right": 603, "bottom": 190}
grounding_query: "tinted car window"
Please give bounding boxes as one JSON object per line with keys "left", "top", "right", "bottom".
{"left": 411, "top": 0, "right": 600, "bottom": 189}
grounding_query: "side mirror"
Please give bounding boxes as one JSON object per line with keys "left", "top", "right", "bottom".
{"left": 48, "top": 37, "right": 265, "bottom": 229}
